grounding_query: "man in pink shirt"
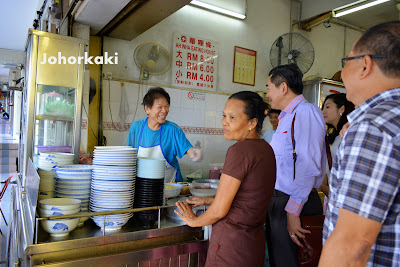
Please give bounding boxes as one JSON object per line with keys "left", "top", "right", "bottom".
{"left": 265, "top": 63, "right": 326, "bottom": 267}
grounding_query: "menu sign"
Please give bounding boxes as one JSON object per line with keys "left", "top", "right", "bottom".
{"left": 172, "top": 33, "right": 218, "bottom": 91}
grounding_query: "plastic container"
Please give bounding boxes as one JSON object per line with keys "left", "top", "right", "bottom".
{"left": 208, "top": 163, "right": 224, "bottom": 180}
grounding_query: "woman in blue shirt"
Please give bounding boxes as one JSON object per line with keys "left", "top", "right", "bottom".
{"left": 126, "top": 87, "right": 202, "bottom": 182}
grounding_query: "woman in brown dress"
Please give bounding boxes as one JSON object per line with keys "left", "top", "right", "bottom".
{"left": 175, "top": 91, "right": 277, "bottom": 266}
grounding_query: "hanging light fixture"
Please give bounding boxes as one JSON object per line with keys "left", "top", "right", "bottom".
{"left": 190, "top": 0, "right": 246, "bottom": 20}
{"left": 332, "top": 0, "right": 391, "bottom": 18}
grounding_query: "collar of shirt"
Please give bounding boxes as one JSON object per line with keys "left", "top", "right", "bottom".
{"left": 278, "top": 94, "right": 305, "bottom": 122}
{"left": 347, "top": 87, "right": 400, "bottom": 124}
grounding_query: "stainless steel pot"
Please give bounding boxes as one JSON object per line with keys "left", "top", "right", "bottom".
{"left": 164, "top": 197, "right": 205, "bottom": 221}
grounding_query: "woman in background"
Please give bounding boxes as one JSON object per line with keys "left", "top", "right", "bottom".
{"left": 320, "top": 93, "right": 354, "bottom": 199}
{"left": 263, "top": 109, "right": 280, "bottom": 143}
{"left": 175, "top": 91, "right": 276, "bottom": 267}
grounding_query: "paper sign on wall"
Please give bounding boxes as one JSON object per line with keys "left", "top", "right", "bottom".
{"left": 172, "top": 33, "right": 218, "bottom": 91}
{"left": 233, "top": 46, "right": 256, "bottom": 86}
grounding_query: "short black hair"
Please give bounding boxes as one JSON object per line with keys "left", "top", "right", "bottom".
{"left": 268, "top": 109, "right": 281, "bottom": 116}
{"left": 353, "top": 21, "right": 400, "bottom": 78}
{"left": 229, "top": 91, "right": 270, "bottom": 135}
{"left": 268, "top": 63, "right": 303, "bottom": 94}
{"left": 142, "top": 87, "right": 170, "bottom": 108}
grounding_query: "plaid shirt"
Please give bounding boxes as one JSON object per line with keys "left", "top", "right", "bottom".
{"left": 323, "top": 88, "right": 400, "bottom": 266}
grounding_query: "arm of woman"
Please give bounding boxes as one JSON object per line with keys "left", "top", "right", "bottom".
{"left": 175, "top": 173, "right": 241, "bottom": 227}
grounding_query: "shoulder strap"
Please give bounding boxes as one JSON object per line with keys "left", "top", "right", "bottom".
{"left": 291, "top": 114, "right": 296, "bottom": 180}
{"left": 291, "top": 113, "right": 333, "bottom": 172}
{"left": 325, "top": 136, "right": 332, "bottom": 171}
{"left": 291, "top": 114, "right": 297, "bottom": 163}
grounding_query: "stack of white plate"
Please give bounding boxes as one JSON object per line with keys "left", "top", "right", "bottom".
{"left": 38, "top": 169, "right": 57, "bottom": 201}
{"left": 90, "top": 146, "right": 137, "bottom": 231}
{"left": 55, "top": 165, "right": 93, "bottom": 226}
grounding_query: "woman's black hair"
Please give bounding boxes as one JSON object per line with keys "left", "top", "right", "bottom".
{"left": 322, "top": 93, "right": 355, "bottom": 144}
{"left": 229, "top": 91, "right": 270, "bottom": 135}
{"left": 142, "top": 87, "right": 170, "bottom": 108}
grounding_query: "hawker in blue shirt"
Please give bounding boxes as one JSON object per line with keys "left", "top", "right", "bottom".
{"left": 127, "top": 87, "right": 202, "bottom": 182}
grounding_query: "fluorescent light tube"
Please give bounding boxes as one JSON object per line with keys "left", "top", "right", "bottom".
{"left": 190, "top": 0, "right": 246, "bottom": 19}
{"left": 334, "top": 0, "right": 390, "bottom": 17}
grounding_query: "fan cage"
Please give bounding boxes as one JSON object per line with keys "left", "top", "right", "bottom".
{"left": 269, "top": 32, "right": 315, "bottom": 74}
{"left": 134, "top": 42, "right": 172, "bottom": 75}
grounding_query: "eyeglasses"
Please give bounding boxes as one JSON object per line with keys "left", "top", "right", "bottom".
{"left": 341, "top": 55, "right": 386, "bottom": 68}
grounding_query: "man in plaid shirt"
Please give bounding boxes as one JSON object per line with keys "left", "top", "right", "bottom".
{"left": 320, "top": 21, "right": 400, "bottom": 266}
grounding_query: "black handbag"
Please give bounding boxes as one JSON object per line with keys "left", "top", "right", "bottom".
{"left": 290, "top": 114, "right": 332, "bottom": 267}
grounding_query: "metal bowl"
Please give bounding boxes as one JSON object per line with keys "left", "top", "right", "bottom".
{"left": 164, "top": 197, "right": 189, "bottom": 222}
{"left": 192, "top": 179, "right": 220, "bottom": 185}
{"left": 189, "top": 182, "right": 218, "bottom": 197}
{"left": 164, "top": 197, "right": 206, "bottom": 222}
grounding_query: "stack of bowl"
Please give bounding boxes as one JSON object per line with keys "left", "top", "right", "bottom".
{"left": 38, "top": 152, "right": 74, "bottom": 171}
{"left": 55, "top": 165, "right": 93, "bottom": 226}
{"left": 38, "top": 198, "right": 81, "bottom": 237}
{"left": 38, "top": 152, "right": 74, "bottom": 200}
{"left": 90, "top": 146, "right": 137, "bottom": 231}
{"left": 134, "top": 157, "right": 166, "bottom": 227}
{"left": 37, "top": 169, "right": 57, "bottom": 201}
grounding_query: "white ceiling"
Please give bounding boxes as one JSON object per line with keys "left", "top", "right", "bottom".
{"left": 0, "top": 0, "right": 42, "bottom": 51}
{"left": 0, "top": 0, "right": 41, "bottom": 78}
{"left": 74, "top": 0, "right": 131, "bottom": 35}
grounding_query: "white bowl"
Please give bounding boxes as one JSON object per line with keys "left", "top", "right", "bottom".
{"left": 39, "top": 152, "right": 75, "bottom": 159}
{"left": 39, "top": 190, "right": 55, "bottom": 198}
{"left": 39, "top": 207, "right": 80, "bottom": 217}
{"left": 38, "top": 166, "right": 58, "bottom": 172}
{"left": 39, "top": 184, "right": 55, "bottom": 191}
{"left": 38, "top": 194, "right": 54, "bottom": 201}
{"left": 91, "top": 216, "right": 130, "bottom": 231}
{"left": 56, "top": 174, "right": 92, "bottom": 179}
{"left": 56, "top": 184, "right": 91, "bottom": 190}
{"left": 39, "top": 198, "right": 82, "bottom": 211}
{"left": 38, "top": 169, "right": 56, "bottom": 176}
{"left": 41, "top": 218, "right": 80, "bottom": 237}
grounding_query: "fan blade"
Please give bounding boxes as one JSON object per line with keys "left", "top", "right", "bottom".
{"left": 149, "top": 45, "right": 160, "bottom": 61}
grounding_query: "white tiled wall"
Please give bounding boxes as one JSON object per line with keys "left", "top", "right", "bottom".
{"left": 101, "top": 80, "right": 234, "bottom": 179}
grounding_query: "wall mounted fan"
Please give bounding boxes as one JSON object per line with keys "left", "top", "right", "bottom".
{"left": 133, "top": 42, "right": 172, "bottom": 79}
{"left": 270, "top": 32, "right": 315, "bottom": 74}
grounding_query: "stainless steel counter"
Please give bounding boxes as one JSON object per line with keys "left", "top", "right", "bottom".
{"left": 26, "top": 215, "right": 208, "bottom": 266}
{"left": 7, "top": 163, "right": 208, "bottom": 266}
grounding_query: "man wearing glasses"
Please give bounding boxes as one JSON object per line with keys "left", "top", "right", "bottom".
{"left": 320, "top": 21, "right": 400, "bottom": 266}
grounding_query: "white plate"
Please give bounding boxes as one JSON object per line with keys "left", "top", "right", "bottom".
{"left": 95, "top": 146, "right": 136, "bottom": 150}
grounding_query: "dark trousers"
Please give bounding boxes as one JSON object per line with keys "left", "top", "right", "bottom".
{"left": 265, "top": 189, "right": 323, "bottom": 267}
